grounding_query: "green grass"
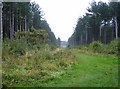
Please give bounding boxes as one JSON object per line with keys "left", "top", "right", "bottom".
{"left": 37, "top": 49, "right": 118, "bottom": 87}
{"left": 2, "top": 48, "right": 118, "bottom": 87}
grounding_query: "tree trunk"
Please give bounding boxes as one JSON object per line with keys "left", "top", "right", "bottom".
{"left": 0, "top": 2, "right": 2, "bottom": 42}
{"left": 104, "top": 28, "right": 106, "bottom": 44}
{"left": 25, "top": 15, "right": 27, "bottom": 31}
{"left": 20, "top": 20, "right": 21, "bottom": 32}
{"left": 85, "top": 25, "right": 88, "bottom": 44}
{"left": 22, "top": 18, "right": 24, "bottom": 31}
{"left": 0, "top": 3, "right": 3, "bottom": 87}
{"left": 9, "top": 8, "right": 14, "bottom": 40}
{"left": 86, "top": 29, "right": 88, "bottom": 44}
{"left": 27, "top": 22, "right": 29, "bottom": 31}
{"left": 16, "top": 9, "right": 18, "bottom": 32}
{"left": 81, "top": 34, "right": 82, "bottom": 45}
{"left": 111, "top": 28, "right": 114, "bottom": 40}
{"left": 9, "top": 10, "right": 12, "bottom": 39}
{"left": 0, "top": 2, "right": 3, "bottom": 70}
{"left": 115, "top": 17, "right": 118, "bottom": 39}
{"left": 118, "top": 16, "right": 120, "bottom": 38}
{"left": 16, "top": 17, "right": 18, "bottom": 32}
{"left": 100, "top": 24, "right": 102, "bottom": 42}
{"left": 19, "top": 9, "right": 21, "bottom": 32}
{"left": 11, "top": 10, "right": 14, "bottom": 39}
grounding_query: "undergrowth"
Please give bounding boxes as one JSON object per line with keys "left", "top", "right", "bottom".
{"left": 72, "top": 39, "right": 119, "bottom": 55}
{"left": 2, "top": 34, "right": 119, "bottom": 87}
{"left": 2, "top": 31, "right": 76, "bottom": 87}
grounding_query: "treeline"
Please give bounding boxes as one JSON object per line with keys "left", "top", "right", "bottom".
{"left": 68, "top": 1, "right": 120, "bottom": 46}
{"left": 3, "top": 2, "right": 57, "bottom": 45}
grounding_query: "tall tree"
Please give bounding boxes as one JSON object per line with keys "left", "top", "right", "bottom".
{"left": 68, "top": 1, "right": 120, "bottom": 45}
{"left": 2, "top": 2, "right": 57, "bottom": 45}
{"left": 109, "top": 2, "right": 120, "bottom": 39}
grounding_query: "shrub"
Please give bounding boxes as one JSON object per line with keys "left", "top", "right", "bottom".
{"left": 89, "top": 41, "right": 103, "bottom": 52}
{"left": 15, "top": 28, "right": 48, "bottom": 45}
{"left": 2, "top": 37, "right": 77, "bottom": 87}
{"left": 108, "top": 39, "right": 119, "bottom": 54}
{"left": 3, "top": 39, "right": 27, "bottom": 56}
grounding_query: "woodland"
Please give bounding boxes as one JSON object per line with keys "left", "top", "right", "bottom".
{"left": 1, "top": 1, "right": 120, "bottom": 87}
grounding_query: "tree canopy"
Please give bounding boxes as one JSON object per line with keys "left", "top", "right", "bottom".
{"left": 2, "top": 2, "right": 57, "bottom": 45}
{"left": 68, "top": 1, "right": 120, "bottom": 46}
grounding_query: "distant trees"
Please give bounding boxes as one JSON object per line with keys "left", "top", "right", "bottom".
{"left": 3, "top": 2, "right": 57, "bottom": 45}
{"left": 57, "top": 37, "right": 61, "bottom": 47}
{"left": 68, "top": 1, "right": 120, "bottom": 46}
{"left": 40, "top": 20, "right": 57, "bottom": 45}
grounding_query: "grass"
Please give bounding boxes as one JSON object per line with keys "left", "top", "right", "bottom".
{"left": 36, "top": 49, "right": 118, "bottom": 87}
{"left": 2, "top": 40, "right": 118, "bottom": 87}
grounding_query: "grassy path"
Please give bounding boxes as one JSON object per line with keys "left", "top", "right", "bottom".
{"left": 3, "top": 49, "right": 118, "bottom": 87}
{"left": 41, "top": 49, "right": 118, "bottom": 87}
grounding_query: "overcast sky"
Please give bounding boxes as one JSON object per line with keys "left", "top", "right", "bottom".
{"left": 31, "top": 0, "right": 108, "bottom": 41}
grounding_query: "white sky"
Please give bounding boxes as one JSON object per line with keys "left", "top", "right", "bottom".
{"left": 31, "top": 0, "right": 108, "bottom": 41}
